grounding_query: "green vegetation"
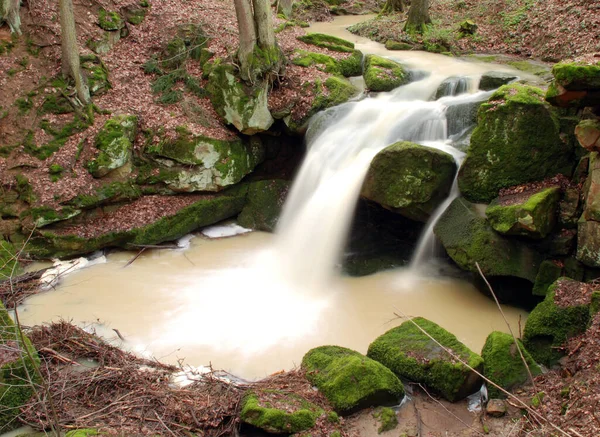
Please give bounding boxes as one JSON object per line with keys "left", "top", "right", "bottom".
{"left": 302, "top": 346, "right": 404, "bottom": 414}
{"left": 87, "top": 115, "right": 138, "bottom": 177}
{"left": 98, "top": 8, "right": 124, "bottom": 31}
{"left": 373, "top": 407, "right": 398, "bottom": 433}
{"left": 367, "top": 317, "right": 483, "bottom": 402}
{"left": 0, "top": 238, "right": 18, "bottom": 279}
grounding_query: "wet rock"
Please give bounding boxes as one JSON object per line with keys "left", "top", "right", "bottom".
{"left": 435, "top": 76, "right": 471, "bottom": 99}
{"left": 486, "top": 399, "right": 507, "bottom": 417}
{"left": 576, "top": 219, "right": 600, "bottom": 267}
{"left": 367, "top": 317, "right": 483, "bottom": 402}
{"left": 240, "top": 390, "right": 322, "bottom": 434}
{"left": 0, "top": 302, "right": 40, "bottom": 429}
{"left": 206, "top": 64, "right": 273, "bottom": 135}
{"left": 481, "top": 332, "right": 541, "bottom": 398}
{"left": 237, "top": 179, "right": 290, "bottom": 232}
{"left": 575, "top": 119, "right": 600, "bottom": 152}
{"left": 434, "top": 197, "right": 542, "bottom": 282}
{"left": 478, "top": 71, "right": 517, "bottom": 91}
{"left": 373, "top": 406, "right": 398, "bottom": 433}
{"left": 363, "top": 55, "right": 410, "bottom": 92}
{"left": 445, "top": 99, "right": 481, "bottom": 136}
{"left": 546, "top": 61, "right": 600, "bottom": 108}
{"left": 86, "top": 115, "right": 138, "bottom": 178}
{"left": 302, "top": 346, "right": 405, "bottom": 414}
{"left": 458, "top": 84, "right": 573, "bottom": 203}
{"left": 559, "top": 186, "right": 581, "bottom": 229}
{"left": 523, "top": 278, "right": 592, "bottom": 366}
{"left": 384, "top": 40, "right": 414, "bottom": 51}
{"left": 361, "top": 141, "right": 457, "bottom": 222}
{"left": 532, "top": 260, "right": 563, "bottom": 297}
{"left": 485, "top": 186, "right": 560, "bottom": 239}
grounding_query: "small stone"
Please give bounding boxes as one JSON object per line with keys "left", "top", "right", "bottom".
{"left": 486, "top": 399, "right": 507, "bottom": 417}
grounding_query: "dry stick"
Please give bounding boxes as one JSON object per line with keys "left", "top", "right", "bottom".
{"left": 8, "top": 230, "right": 62, "bottom": 436}
{"left": 153, "top": 410, "right": 178, "bottom": 437}
{"left": 123, "top": 247, "right": 146, "bottom": 269}
{"left": 475, "top": 262, "right": 541, "bottom": 397}
{"left": 416, "top": 383, "right": 486, "bottom": 436}
{"left": 391, "top": 307, "right": 573, "bottom": 437}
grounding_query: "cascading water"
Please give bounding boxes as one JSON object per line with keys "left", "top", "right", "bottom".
{"left": 275, "top": 73, "right": 487, "bottom": 283}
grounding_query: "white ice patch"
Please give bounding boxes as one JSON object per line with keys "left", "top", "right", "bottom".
{"left": 40, "top": 254, "right": 107, "bottom": 290}
{"left": 176, "top": 234, "right": 196, "bottom": 250}
{"left": 467, "top": 384, "right": 488, "bottom": 413}
{"left": 201, "top": 222, "right": 252, "bottom": 239}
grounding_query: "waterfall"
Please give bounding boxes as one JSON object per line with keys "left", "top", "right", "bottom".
{"left": 275, "top": 74, "right": 483, "bottom": 285}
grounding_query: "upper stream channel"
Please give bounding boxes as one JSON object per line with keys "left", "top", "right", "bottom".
{"left": 17, "top": 16, "right": 536, "bottom": 381}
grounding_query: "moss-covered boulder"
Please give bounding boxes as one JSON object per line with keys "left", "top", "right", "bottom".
{"left": 121, "top": 4, "right": 147, "bottom": 25}
{"left": 144, "top": 129, "right": 265, "bottom": 192}
{"left": 367, "top": 317, "right": 483, "bottom": 402}
{"left": 297, "top": 33, "right": 355, "bottom": 53}
{"left": 238, "top": 179, "right": 289, "bottom": 232}
{"left": 434, "top": 197, "right": 542, "bottom": 282}
{"left": 458, "top": 84, "right": 573, "bottom": 203}
{"left": 292, "top": 49, "right": 363, "bottom": 77}
{"left": 384, "top": 40, "right": 414, "bottom": 51}
{"left": 523, "top": 278, "right": 592, "bottom": 366}
{"left": 0, "top": 302, "right": 40, "bottom": 430}
{"left": 98, "top": 8, "right": 124, "bottom": 31}
{"left": 361, "top": 142, "right": 456, "bottom": 222}
{"left": 532, "top": 260, "right": 563, "bottom": 297}
{"left": 485, "top": 186, "right": 560, "bottom": 239}
{"left": 207, "top": 63, "right": 274, "bottom": 135}
{"left": 363, "top": 55, "right": 409, "bottom": 92}
{"left": 302, "top": 346, "right": 404, "bottom": 414}
{"left": 478, "top": 72, "right": 517, "bottom": 91}
{"left": 240, "top": 390, "right": 323, "bottom": 434}
{"left": 545, "top": 61, "right": 600, "bottom": 108}
{"left": 23, "top": 206, "right": 82, "bottom": 229}
{"left": 81, "top": 55, "right": 111, "bottom": 96}
{"left": 87, "top": 115, "right": 138, "bottom": 178}
{"left": 575, "top": 119, "right": 600, "bottom": 152}
{"left": 481, "top": 331, "right": 541, "bottom": 398}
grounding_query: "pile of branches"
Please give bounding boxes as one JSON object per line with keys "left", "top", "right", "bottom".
{"left": 21, "top": 321, "right": 246, "bottom": 436}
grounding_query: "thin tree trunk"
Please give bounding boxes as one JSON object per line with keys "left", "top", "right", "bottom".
{"left": 279, "top": 0, "right": 293, "bottom": 18}
{"left": 1, "top": 0, "right": 22, "bottom": 34}
{"left": 252, "top": 0, "right": 276, "bottom": 50}
{"left": 234, "top": 0, "right": 257, "bottom": 81}
{"left": 404, "top": 0, "right": 431, "bottom": 33}
{"left": 59, "top": 0, "right": 90, "bottom": 104}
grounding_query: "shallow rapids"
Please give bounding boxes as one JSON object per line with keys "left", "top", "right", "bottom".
{"left": 19, "top": 232, "right": 527, "bottom": 379}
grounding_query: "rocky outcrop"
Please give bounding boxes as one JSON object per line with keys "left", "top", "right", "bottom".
{"left": 86, "top": 115, "right": 138, "bottom": 178}
{"left": 363, "top": 55, "right": 410, "bottom": 92}
{"left": 361, "top": 142, "right": 457, "bottom": 222}
{"left": 458, "top": 84, "right": 573, "bottom": 203}
{"left": 237, "top": 179, "right": 290, "bottom": 232}
{"left": 575, "top": 119, "right": 600, "bottom": 152}
{"left": 481, "top": 331, "right": 541, "bottom": 398}
{"left": 302, "top": 346, "right": 404, "bottom": 414}
{"left": 367, "top": 317, "right": 483, "bottom": 402}
{"left": 545, "top": 61, "right": 600, "bottom": 108}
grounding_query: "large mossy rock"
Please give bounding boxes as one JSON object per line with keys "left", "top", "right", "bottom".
{"left": 545, "top": 61, "right": 600, "bottom": 108}
{"left": 361, "top": 142, "right": 456, "bottom": 222}
{"left": 434, "top": 197, "right": 542, "bottom": 282}
{"left": 0, "top": 302, "right": 40, "bottom": 430}
{"left": 481, "top": 331, "right": 541, "bottom": 399}
{"left": 363, "top": 55, "right": 409, "bottom": 92}
{"left": 458, "top": 84, "right": 573, "bottom": 203}
{"left": 523, "top": 278, "right": 592, "bottom": 366}
{"left": 367, "top": 317, "right": 483, "bottom": 402}
{"left": 207, "top": 63, "right": 274, "bottom": 135}
{"left": 292, "top": 49, "right": 363, "bottom": 77}
{"left": 301, "top": 346, "right": 404, "bottom": 415}
{"left": 240, "top": 390, "right": 323, "bottom": 434}
{"left": 485, "top": 186, "right": 560, "bottom": 239}
{"left": 25, "top": 187, "right": 247, "bottom": 259}
{"left": 87, "top": 115, "right": 138, "bottom": 178}
{"left": 144, "top": 128, "right": 265, "bottom": 192}
{"left": 237, "top": 179, "right": 289, "bottom": 232}
{"left": 297, "top": 33, "right": 355, "bottom": 53}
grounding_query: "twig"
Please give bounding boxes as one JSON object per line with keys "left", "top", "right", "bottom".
{"left": 153, "top": 410, "right": 178, "bottom": 437}
{"left": 123, "top": 247, "right": 146, "bottom": 268}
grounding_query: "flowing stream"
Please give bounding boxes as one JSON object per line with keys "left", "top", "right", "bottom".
{"left": 17, "top": 16, "right": 535, "bottom": 380}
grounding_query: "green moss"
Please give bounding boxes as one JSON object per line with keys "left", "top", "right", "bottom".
{"left": 506, "top": 60, "right": 550, "bottom": 77}
{"left": 591, "top": 291, "right": 600, "bottom": 317}
{"left": 68, "top": 181, "right": 142, "bottom": 209}
{"left": 532, "top": 260, "right": 562, "bottom": 297}
{"left": 531, "top": 391, "right": 544, "bottom": 408}
{"left": 523, "top": 279, "right": 591, "bottom": 366}
{"left": 373, "top": 407, "right": 398, "bottom": 433}
{"left": 0, "top": 302, "right": 41, "bottom": 430}
{"left": 81, "top": 56, "right": 111, "bottom": 95}
{"left": 302, "top": 346, "right": 404, "bottom": 414}
{"left": 297, "top": 33, "right": 355, "bottom": 52}
{"left": 87, "top": 115, "right": 138, "bottom": 177}
{"left": 551, "top": 61, "right": 600, "bottom": 89}
{"left": 240, "top": 390, "right": 322, "bottom": 433}
{"left": 124, "top": 7, "right": 146, "bottom": 25}
{"left": 292, "top": 50, "right": 340, "bottom": 73}
{"left": 367, "top": 317, "right": 483, "bottom": 402}
{"left": 64, "top": 429, "right": 100, "bottom": 437}
{"left": 24, "top": 206, "right": 81, "bottom": 228}
{"left": 238, "top": 179, "right": 289, "bottom": 232}
{"left": 98, "top": 8, "right": 124, "bottom": 31}
{"left": 361, "top": 142, "right": 456, "bottom": 222}
{"left": 486, "top": 187, "right": 560, "bottom": 239}
{"left": 481, "top": 332, "right": 541, "bottom": 398}
{"left": 314, "top": 76, "right": 358, "bottom": 111}
{"left": 363, "top": 54, "right": 409, "bottom": 92}
{"left": 40, "top": 93, "right": 73, "bottom": 115}
{"left": 15, "top": 175, "right": 36, "bottom": 204}
{"left": 458, "top": 84, "right": 572, "bottom": 203}
{"left": 15, "top": 97, "right": 33, "bottom": 114}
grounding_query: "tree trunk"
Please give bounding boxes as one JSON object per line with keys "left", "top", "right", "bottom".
{"left": 252, "top": 0, "right": 276, "bottom": 50}
{"left": 279, "top": 0, "right": 293, "bottom": 18}
{"left": 1, "top": 0, "right": 22, "bottom": 34}
{"left": 381, "top": 0, "right": 403, "bottom": 14}
{"left": 59, "top": 0, "right": 90, "bottom": 104}
{"left": 404, "top": 0, "right": 430, "bottom": 33}
{"left": 233, "top": 0, "right": 257, "bottom": 81}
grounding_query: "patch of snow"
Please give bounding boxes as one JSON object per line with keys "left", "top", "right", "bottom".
{"left": 40, "top": 254, "right": 107, "bottom": 290}
{"left": 201, "top": 222, "right": 252, "bottom": 239}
